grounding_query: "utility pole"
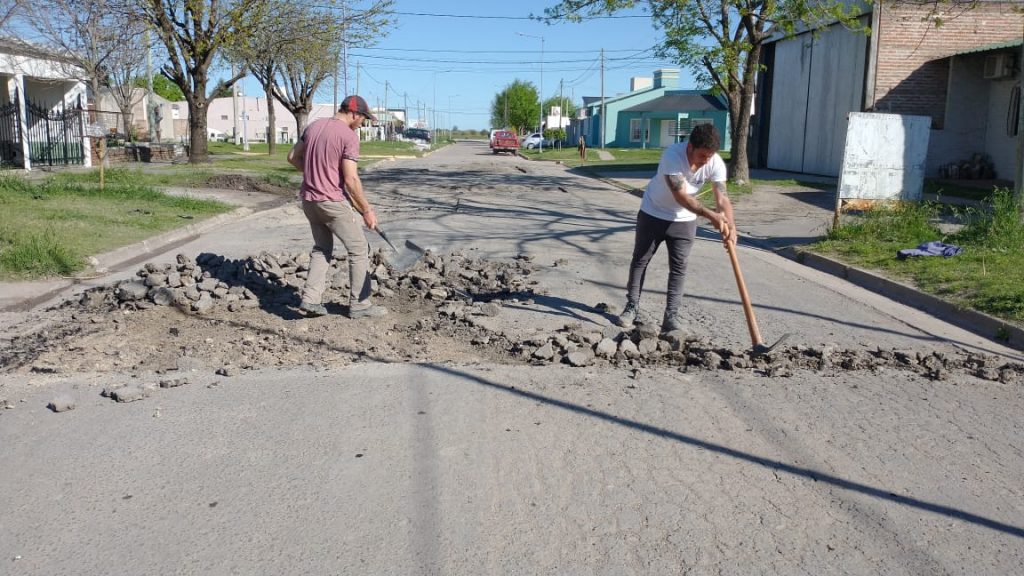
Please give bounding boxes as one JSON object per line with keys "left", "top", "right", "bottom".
{"left": 231, "top": 62, "right": 240, "bottom": 145}
{"left": 559, "top": 78, "right": 564, "bottom": 140}
{"left": 384, "top": 80, "right": 389, "bottom": 140}
{"left": 356, "top": 62, "right": 360, "bottom": 95}
{"left": 341, "top": 1, "right": 349, "bottom": 98}
{"left": 1017, "top": 39, "right": 1024, "bottom": 211}
{"left": 145, "top": 29, "right": 156, "bottom": 142}
{"left": 599, "top": 48, "right": 605, "bottom": 149}
{"left": 241, "top": 96, "right": 249, "bottom": 151}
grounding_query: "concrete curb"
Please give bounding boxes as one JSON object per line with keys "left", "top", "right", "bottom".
{"left": 778, "top": 247, "right": 1024, "bottom": 352}
{"left": 94, "top": 206, "right": 257, "bottom": 271}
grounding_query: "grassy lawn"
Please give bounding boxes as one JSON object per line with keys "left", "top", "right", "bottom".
{"left": 810, "top": 189, "right": 1024, "bottom": 327}
{"left": 50, "top": 166, "right": 216, "bottom": 189}
{"left": 0, "top": 175, "right": 230, "bottom": 279}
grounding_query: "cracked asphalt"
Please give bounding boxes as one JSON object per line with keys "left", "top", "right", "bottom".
{"left": 1, "top": 141, "right": 1021, "bottom": 575}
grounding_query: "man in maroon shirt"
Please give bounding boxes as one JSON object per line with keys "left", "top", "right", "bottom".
{"left": 287, "top": 95, "right": 388, "bottom": 318}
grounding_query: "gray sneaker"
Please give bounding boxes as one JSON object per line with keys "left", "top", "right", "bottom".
{"left": 661, "top": 311, "right": 684, "bottom": 333}
{"left": 617, "top": 301, "right": 639, "bottom": 327}
{"left": 299, "top": 301, "right": 328, "bottom": 317}
{"left": 347, "top": 304, "right": 389, "bottom": 319}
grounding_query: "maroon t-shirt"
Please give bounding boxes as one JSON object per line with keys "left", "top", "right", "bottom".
{"left": 299, "top": 117, "right": 360, "bottom": 202}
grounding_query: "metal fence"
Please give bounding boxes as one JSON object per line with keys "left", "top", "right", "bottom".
{"left": 26, "top": 95, "right": 85, "bottom": 167}
{"left": 0, "top": 94, "right": 21, "bottom": 168}
{"left": 87, "top": 109, "right": 129, "bottom": 140}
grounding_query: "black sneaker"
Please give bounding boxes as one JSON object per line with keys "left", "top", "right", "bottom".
{"left": 299, "top": 301, "right": 328, "bottom": 317}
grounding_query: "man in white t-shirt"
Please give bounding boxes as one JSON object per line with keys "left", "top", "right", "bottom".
{"left": 618, "top": 123, "right": 737, "bottom": 333}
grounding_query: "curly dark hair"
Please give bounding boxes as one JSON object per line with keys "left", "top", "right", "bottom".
{"left": 688, "top": 123, "right": 721, "bottom": 151}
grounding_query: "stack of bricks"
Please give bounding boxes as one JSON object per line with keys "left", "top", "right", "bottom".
{"left": 88, "top": 140, "right": 185, "bottom": 165}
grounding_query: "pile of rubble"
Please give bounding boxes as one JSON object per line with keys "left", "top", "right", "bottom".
{"left": 76, "top": 250, "right": 539, "bottom": 315}
{"left": 507, "top": 320, "right": 1023, "bottom": 383}
{"left": 50, "top": 250, "right": 1024, "bottom": 385}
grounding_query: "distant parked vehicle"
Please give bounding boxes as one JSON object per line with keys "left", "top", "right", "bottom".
{"left": 490, "top": 130, "right": 519, "bottom": 154}
{"left": 403, "top": 128, "right": 432, "bottom": 143}
{"left": 521, "top": 132, "right": 551, "bottom": 149}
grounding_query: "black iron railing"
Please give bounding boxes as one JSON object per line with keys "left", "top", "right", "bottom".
{"left": 26, "top": 95, "right": 85, "bottom": 167}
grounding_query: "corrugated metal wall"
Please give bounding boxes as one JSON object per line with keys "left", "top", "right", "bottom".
{"left": 767, "top": 26, "right": 868, "bottom": 176}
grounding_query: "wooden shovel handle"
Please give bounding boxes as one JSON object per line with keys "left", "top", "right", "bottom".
{"left": 724, "top": 239, "right": 763, "bottom": 347}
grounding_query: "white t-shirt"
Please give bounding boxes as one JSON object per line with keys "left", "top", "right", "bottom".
{"left": 639, "top": 141, "right": 727, "bottom": 222}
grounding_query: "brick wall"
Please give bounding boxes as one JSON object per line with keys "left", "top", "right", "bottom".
{"left": 871, "top": 1, "right": 1024, "bottom": 128}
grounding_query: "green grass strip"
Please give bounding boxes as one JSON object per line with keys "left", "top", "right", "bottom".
{"left": 0, "top": 174, "right": 230, "bottom": 279}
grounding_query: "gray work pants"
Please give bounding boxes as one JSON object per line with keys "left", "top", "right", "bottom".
{"left": 625, "top": 210, "right": 697, "bottom": 314}
{"left": 301, "top": 200, "right": 371, "bottom": 309}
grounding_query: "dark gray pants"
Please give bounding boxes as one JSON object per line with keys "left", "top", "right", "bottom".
{"left": 626, "top": 210, "right": 697, "bottom": 314}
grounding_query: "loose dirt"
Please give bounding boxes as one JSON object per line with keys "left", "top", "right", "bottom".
{"left": 204, "top": 174, "right": 295, "bottom": 196}
{"left": 2, "top": 250, "right": 1020, "bottom": 388}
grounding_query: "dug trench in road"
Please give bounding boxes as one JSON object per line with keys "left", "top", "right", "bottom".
{"left": 1, "top": 140, "right": 1021, "bottom": 386}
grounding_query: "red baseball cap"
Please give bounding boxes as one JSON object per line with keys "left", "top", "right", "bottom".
{"left": 340, "top": 95, "right": 377, "bottom": 122}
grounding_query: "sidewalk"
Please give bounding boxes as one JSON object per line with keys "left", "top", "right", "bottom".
{"left": 591, "top": 167, "right": 1024, "bottom": 352}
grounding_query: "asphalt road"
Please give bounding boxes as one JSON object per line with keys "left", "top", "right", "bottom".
{"left": 1, "top": 141, "right": 1022, "bottom": 575}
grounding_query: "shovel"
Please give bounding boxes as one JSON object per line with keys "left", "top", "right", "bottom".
{"left": 723, "top": 237, "right": 791, "bottom": 356}
{"left": 373, "top": 226, "right": 424, "bottom": 273}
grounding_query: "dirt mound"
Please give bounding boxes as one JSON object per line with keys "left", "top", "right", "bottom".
{"left": 204, "top": 174, "right": 294, "bottom": 196}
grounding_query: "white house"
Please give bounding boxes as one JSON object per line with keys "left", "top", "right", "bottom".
{"left": 94, "top": 87, "right": 187, "bottom": 143}
{"left": 0, "top": 37, "right": 90, "bottom": 169}
{"left": 206, "top": 95, "right": 335, "bottom": 144}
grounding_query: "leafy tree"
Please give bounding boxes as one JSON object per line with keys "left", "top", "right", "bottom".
{"left": 544, "top": 0, "right": 861, "bottom": 184}
{"left": 543, "top": 95, "right": 576, "bottom": 122}
{"left": 544, "top": 127, "right": 566, "bottom": 143}
{"left": 491, "top": 80, "right": 539, "bottom": 135}
{"left": 238, "top": 0, "right": 392, "bottom": 146}
{"left": 134, "top": 0, "right": 269, "bottom": 163}
{"left": 134, "top": 74, "right": 185, "bottom": 102}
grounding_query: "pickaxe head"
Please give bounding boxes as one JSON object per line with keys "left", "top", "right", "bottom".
{"left": 752, "top": 333, "right": 792, "bottom": 356}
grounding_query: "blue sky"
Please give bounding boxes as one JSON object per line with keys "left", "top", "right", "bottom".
{"left": 237, "top": 0, "right": 693, "bottom": 130}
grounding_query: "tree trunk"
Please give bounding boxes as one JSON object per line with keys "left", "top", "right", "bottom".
{"left": 727, "top": 43, "right": 763, "bottom": 185}
{"left": 725, "top": 87, "right": 746, "bottom": 184}
{"left": 119, "top": 106, "right": 135, "bottom": 141}
{"left": 266, "top": 91, "right": 276, "bottom": 155}
{"left": 188, "top": 95, "right": 209, "bottom": 163}
{"left": 294, "top": 109, "right": 310, "bottom": 139}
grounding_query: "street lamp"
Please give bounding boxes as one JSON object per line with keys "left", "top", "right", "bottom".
{"left": 432, "top": 69, "right": 452, "bottom": 142}
{"left": 516, "top": 32, "right": 544, "bottom": 153}
{"left": 448, "top": 94, "right": 459, "bottom": 140}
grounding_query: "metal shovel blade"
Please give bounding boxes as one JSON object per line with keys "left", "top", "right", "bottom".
{"left": 374, "top": 227, "right": 424, "bottom": 272}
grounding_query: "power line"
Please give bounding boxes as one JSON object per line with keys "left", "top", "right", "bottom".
{"left": 348, "top": 48, "right": 658, "bottom": 66}
{"left": 388, "top": 11, "right": 648, "bottom": 20}
{"left": 356, "top": 47, "right": 656, "bottom": 54}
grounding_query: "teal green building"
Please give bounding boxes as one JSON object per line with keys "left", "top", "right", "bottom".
{"left": 570, "top": 69, "right": 730, "bottom": 150}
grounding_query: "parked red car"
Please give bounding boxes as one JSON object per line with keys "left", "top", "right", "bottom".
{"left": 490, "top": 130, "right": 519, "bottom": 155}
